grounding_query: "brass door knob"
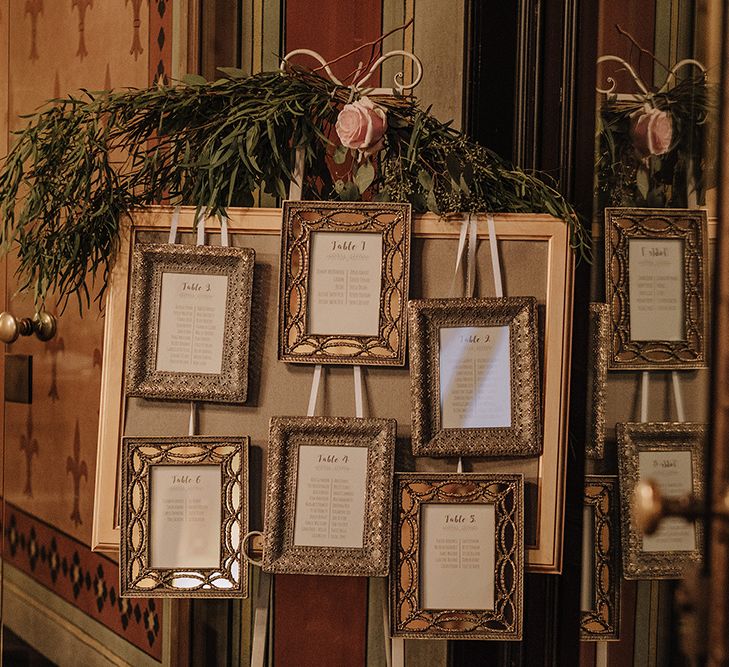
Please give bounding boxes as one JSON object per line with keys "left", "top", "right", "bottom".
{"left": 0, "top": 311, "right": 57, "bottom": 344}
{"left": 633, "top": 480, "right": 729, "bottom": 535}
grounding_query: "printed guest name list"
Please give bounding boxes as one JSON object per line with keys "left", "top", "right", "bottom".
{"left": 156, "top": 272, "right": 229, "bottom": 374}
{"left": 628, "top": 239, "right": 684, "bottom": 341}
{"left": 149, "top": 465, "right": 221, "bottom": 568}
{"left": 293, "top": 445, "right": 368, "bottom": 548}
{"left": 439, "top": 326, "right": 512, "bottom": 429}
{"left": 308, "top": 231, "right": 383, "bottom": 336}
{"left": 421, "top": 503, "right": 496, "bottom": 610}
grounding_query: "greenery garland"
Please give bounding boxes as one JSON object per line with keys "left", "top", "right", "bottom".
{"left": 0, "top": 67, "right": 586, "bottom": 311}
{"left": 596, "top": 73, "right": 715, "bottom": 209}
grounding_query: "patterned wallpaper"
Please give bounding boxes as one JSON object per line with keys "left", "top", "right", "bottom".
{"left": 1, "top": 1, "right": 172, "bottom": 658}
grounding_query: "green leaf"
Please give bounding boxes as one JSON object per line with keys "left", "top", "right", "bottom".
{"left": 182, "top": 73, "right": 207, "bottom": 86}
{"left": 636, "top": 167, "right": 650, "bottom": 199}
{"left": 217, "top": 67, "right": 248, "bottom": 79}
{"left": 354, "top": 162, "right": 375, "bottom": 193}
{"left": 338, "top": 181, "right": 360, "bottom": 201}
{"left": 333, "top": 145, "right": 348, "bottom": 164}
{"left": 426, "top": 190, "right": 440, "bottom": 214}
{"left": 445, "top": 153, "right": 461, "bottom": 182}
{"left": 417, "top": 169, "right": 433, "bottom": 192}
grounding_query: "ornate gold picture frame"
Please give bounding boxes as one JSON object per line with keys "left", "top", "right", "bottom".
{"left": 262, "top": 416, "right": 395, "bottom": 576}
{"left": 617, "top": 422, "right": 705, "bottom": 579}
{"left": 120, "top": 436, "right": 248, "bottom": 598}
{"left": 391, "top": 472, "right": 524, "bottom": 640}
{"left": 605, "top": 208, "right": 708, "bottom": 370}
{"left": 409, "top": 297, "right": 541, "bottom": 457}
{"left": 580, "top": 475, "right": 620, "bottom": 640}
{"left": 278, "top": 201, "right": 411, "bottom": 366}
{"left": 586, "top": 303, "right": 609, "bottom": 459}
{"left": 125, "top": 243, "right": 255, "bottom": 402}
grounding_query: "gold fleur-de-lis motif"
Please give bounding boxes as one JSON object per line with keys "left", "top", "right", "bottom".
{"left": 19, "top": 410, "right": 38, "bottom": 497}
{"left": 25, "top": 0, "right": 43, "bottom": 61}
{"left": 71, "top": 0, "right": 93, "bottom": 61}
{"left": 45, "top": 327, "right": 65, "bottom": 402}
{"left": 126, "top": 0, "right": 144, "bottom": 59}
{"left": 66, "top": 419, "right": 88, "bottom": 527}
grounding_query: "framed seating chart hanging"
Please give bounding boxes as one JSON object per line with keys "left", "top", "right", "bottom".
{"left": 617, "top": 421, "right": 705, "bottom": 579}
{"left": 125, "top": 242, "right": 255, "bottom": 402}
{"left": 262, "top": 416, "right": 395, "bottom": 577}
{"left": 390, "top": 472, "right": 524, "bottom": 640}
{"left": 278, "top": 201, "right": 411, "bottom": 366}
{"left": 119, "top": 435, "right": 248, "bottom": 598}
{"left": 605, "top": 207, "right": 708, "bottom": 370}
{"left": 409, "top": 296, "right": 541, "bottom": 457}
{"left": 93, "top": 207, "right": 573, "bottom": 575}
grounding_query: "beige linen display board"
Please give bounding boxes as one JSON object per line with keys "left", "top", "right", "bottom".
{"left": 92, "top": 206, "right": 573, "bottom": 572}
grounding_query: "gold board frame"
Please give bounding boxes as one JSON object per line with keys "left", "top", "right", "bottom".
{"left": 120, "top": 436, "right": 248, "bottom": 598}
{"left": 278, "top": 200, "right": 411, "bottom": 366}
{"left": 409, "top": 297, "right": 541, "bottom": 457}
{"left": 580, "top": 475, "right": 620, "bottom": 640}
{"left": 262, "top": 416, "right": 395, "bottom": 576}
{"left": 617, "top": 422, "right": 705, "bottom": 579}
{"left": 605, "top": 207, "right": 708, "bottom": 370}
{"left": 92, "top": 207, "right": 573, "bottom": 574}
{"left": 391, "top": 472, "right": 524, "bottom": 640}
{"left": 125, "top": 243, "right": 255, "bottom": 402}
{"left": 585, "top": 303, "right": 609, "bottom": 459}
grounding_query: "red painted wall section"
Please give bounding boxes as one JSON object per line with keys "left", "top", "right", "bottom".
{"left": 285, "top": 0, "right": 382, "bottom": 86}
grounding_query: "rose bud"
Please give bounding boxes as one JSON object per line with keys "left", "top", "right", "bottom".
{"left": 630, "top": 107, "right": 673, "bottom": 158}
{"left": 335, "top": 97, "right": 387, "bottom": 155}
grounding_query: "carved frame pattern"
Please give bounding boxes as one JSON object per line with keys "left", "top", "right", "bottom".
{"left": 605, "top": 207, "right": 708, "bottom": 369}
{"left": 617, "top": 422, "right": 705, "bottom": 579}
{"left": 409, "top": 297, "right": 541, "bottom": 457}
{"left": 391, "top": 472, "right": 524, "bottom": 640}
{"left": 120, "top": 436, "right": 248, "bottom": 598}
{"left": 278, "top": 201, "right": 411, "bottom": 366}
{"left": 263, "top": 416, "right": 396, "bottom": 576}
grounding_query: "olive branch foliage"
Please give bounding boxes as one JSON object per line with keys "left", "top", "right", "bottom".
{"left": 0, "top": 67, "right": 586, "bottom": 313}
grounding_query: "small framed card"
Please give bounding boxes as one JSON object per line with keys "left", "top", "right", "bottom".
{"left": 125, "top": 243, "right": 255, "bottom": 402}
{"left": 409, "top": 297, "right": 541, "bottom": 457}
{"left": 605, "top": 208, "right": 708, "bottom": 369}
{"left": 262, "top": 416, "right": 396, "bottom": 576}
{"left": 580, "top": 475, "right": 620, "bottom": 640}
{"left": 278, "top": 201, "right": 411, "bottom": 366}
{"left": 391, "top": 472, "right": 524, "bottom": 640}
{"left": 617, "top": 422, "right": 705, "bottom": 579}
{"left": 120, "top": 436, "right": 248, "bottom": 597}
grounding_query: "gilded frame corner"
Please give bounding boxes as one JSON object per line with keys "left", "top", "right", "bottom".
{"left": 604, "top": 207, "right": 708, "bottom": 370}
{"left": 408, "top": 297, "right": 542, "bottom": 457}
{"left": 391, "top": 472, "right": 524, "bottom": 640}
{"left": 125, "top": 242, "right": 255, "bottom": 402}
{"left": 617, "top": 421, "right": 705, "bottom": 579}
{"left": 263, "top": 416, "right": 396, "bottom": 576}
{"left": 119, "top": 435, "right": 248, "bottom": 598}
{"left": 277, "top": 200, "right": 411, "bottom": 366}
{"left": 580, "top": 475, "right": 620, "bottom": 641}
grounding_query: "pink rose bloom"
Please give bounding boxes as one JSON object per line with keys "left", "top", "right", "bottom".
{"left": 630, "top": 107, "right": 673, "bottom": 158}
{"left": 335, "top": 97, "right": 387, "bottom": 155}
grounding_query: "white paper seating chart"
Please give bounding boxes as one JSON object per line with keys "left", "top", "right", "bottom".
{"left": 420, "top": 503, "right": 496, "bottom": 610}
{"left": 628, "top": 238, "right": 685, "bottom": 341}
{"left": 439, "top": 326, "right": 512, "bottom": 429}
{"left": 293, "top": 445, "right": 368, "bottom": 548}
{"left": 639, "top": 450, "right": 695, "bottom": 552}
{"left": 149, "top": 464, "right": 222, "bottom": 568}
{"left": 308, "top": 231, "right": 384, "bottom": 336}
{"left": 156, "top": 272, "right": 229, "bottom": 374}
